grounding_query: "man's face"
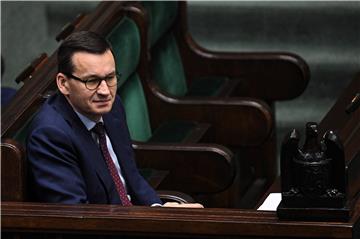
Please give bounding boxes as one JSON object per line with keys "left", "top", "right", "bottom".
{"left": 58, "top": 50, "right": 117, "bottom": 122}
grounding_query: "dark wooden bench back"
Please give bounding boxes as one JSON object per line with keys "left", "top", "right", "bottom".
{"left": 1, "top": 139, "right": 26, "bottom": 201}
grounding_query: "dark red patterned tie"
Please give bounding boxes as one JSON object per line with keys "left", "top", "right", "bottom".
{"left": 92, "top": 122, "right": 132, "bottom": 206}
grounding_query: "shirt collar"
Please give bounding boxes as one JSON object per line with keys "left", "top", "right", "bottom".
{"left": 74, "top": 110, "right": 103, "bottom": 131}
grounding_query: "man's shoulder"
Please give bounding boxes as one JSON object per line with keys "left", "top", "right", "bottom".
{"left": 31, "top": 94, "right": 69, "bottom": 130}
{"left": 109, "top": 95, "right": 125, "bottom": 115}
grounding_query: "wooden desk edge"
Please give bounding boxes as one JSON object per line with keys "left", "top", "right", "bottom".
{"left": 2, "top": 201, "right": 359, "bottom": 238}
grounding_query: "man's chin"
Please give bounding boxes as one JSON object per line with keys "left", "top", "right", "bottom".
{"left": 96, "top": 107, "right": 112, "bottom": 115}
{"left": 93, "top": 101, "right": 113, "bottom": 110}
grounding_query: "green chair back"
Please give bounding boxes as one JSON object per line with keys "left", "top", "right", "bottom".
{"left": 107, "top": 16, "right": 153, "bottom": 142}
{"left": 152, "top": 32, "right": 188, "bottom": 97}
{"left": 117, "top": 73, "right": 152, "bottom": 142}
{"left": 107, "top": 9, "right": 199, "bottom": 143}
{"left": 142, "top": 1, "right": 178, "bottom": 48}
{"left": 143, "top": 2, "right": 187, "bottom": 97}
{"left": 143, "top": 2, "right": 227, "bottom": 97}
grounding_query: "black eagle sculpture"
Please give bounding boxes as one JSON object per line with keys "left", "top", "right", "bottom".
{"left": 280, "top": 122, "right": 346, "bottom": 208}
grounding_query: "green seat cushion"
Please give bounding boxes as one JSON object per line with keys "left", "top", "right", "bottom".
{"left": 149, "top": 120, "right": 198, "bottom": 143}
{"left": 152, "top": 32, "right": 188, "bottom": 97}
{"left": 142, "top": 1, "right": 178, "bottom": 47}
{"left": 106, "top": 16, "right": 140, "bottom": 87}
{"left": 106, "top": 15, "right": 152, "bottom": 142}
{"left": 145, "top": 2, "right": 228, "bottom": 98}
{"left": 187, "top": 76, "right": 228, "bottom": 96}
{"left": 118, "top": 74, "right": 152, "bottom": 142}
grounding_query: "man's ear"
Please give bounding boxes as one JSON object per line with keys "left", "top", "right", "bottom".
{"left": 56, "top": 73, "right": 70, "bottom": 95}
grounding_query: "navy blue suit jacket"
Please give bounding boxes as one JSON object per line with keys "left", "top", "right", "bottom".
{"left": 1, "top": 87, "right": 17, "bottom": 107}
{"left": 27, "top": 93, "right": 162, "bottom": 205}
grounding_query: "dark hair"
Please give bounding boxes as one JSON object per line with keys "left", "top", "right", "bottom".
{"left": 57, "top": 31, "right": 113, "bottom": 74}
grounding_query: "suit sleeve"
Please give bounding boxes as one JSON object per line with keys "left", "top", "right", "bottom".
{"left": 27, "top": 125, "right": 88, "bottom": 204}
{"left": 113, "top": 97, "right": 163, "bottom": 205}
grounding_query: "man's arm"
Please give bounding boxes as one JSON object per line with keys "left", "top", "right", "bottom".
{"left": 27, "top": 125, "right": 88, "bottom": 203}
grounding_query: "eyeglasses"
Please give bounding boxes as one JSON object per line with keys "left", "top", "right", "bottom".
{"left": 64, "top": 72, "right": 121, "bottom": 90}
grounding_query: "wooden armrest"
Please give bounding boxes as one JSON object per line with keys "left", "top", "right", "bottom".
{"left": 1, "top": 139, "right": 26, "bottom": 201}
{"left": 148, "top": 92, "right": 274, "bottom": 146}
{"left": 175, "top": 2, "right": 310, "bottom": 102}
{"left": 15, "top": 53, "right": 48, "bottom": 84}
{"left": 133, "top": 142, "right": 235, "bottom": 194}
{"left": 181, "top": 46, "right": 310, "bottom": 101}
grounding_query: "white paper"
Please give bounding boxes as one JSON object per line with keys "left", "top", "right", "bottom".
{"left": 257, "top": 193, "right": 282, "bottom": 211}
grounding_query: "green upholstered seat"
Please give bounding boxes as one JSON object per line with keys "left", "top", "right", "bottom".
{"left": 151, "top": 33, "right": 188, "bottom": 97}
{"left": 143, "top": 2, "right": 229, "bottom": 97}
{"left": 106, "top": 17, "right": 141, "bottom": 87}
{"left": 118, "top": 73, "right": 200, "bottom": 143}
{"left": 117, "top": 73, "right": 152, "bottom": 142}
{"left": 107, "top": 17, "right": 152, "bottom": 142}
{"left": 107, "top": 16, "right": 200, "bottom": 143}
{"left": 145, "top": 1, "right": 178, "bottom": 48}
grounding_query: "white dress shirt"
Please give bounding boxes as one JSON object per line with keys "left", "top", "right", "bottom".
{"left": 74, "top": 111, "right": 162, "bottom": 207}
{"left": 75, "top": 111, "right": 131, "bottom": 201}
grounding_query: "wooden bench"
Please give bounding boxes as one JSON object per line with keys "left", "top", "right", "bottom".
{"left": 1, "top": 1, "right": 279, "bottom": 208}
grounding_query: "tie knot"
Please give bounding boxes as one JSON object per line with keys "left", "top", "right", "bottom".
{"left": 92, "top": 122, "right": 105, "bottom": 136}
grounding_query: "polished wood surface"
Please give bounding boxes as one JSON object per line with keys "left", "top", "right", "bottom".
{"left": 2, "top": 201, "right": 359, "bottom": 238}
{"left": 319, "top": 74, "right": 360, "bottom": 205}
{"left": 319, "top": 73, "right": 360, "bottom": 163}
{"left": 1, "top": 138, "right": 26, "bottom": 201}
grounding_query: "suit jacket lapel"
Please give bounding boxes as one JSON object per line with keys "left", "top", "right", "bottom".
{"left": 103, "top": 110, "right": 133, "bottom": 184}
{"left": 53, "top": 93, "right": 120, "bottom": 203}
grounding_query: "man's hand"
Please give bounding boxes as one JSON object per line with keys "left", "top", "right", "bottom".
{"left": 162, "top": 202, "right": 204, "bottom": 208}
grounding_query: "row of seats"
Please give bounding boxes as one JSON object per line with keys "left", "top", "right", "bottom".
{"left": 1, "top": 1, "right": 310, "bottom": 208}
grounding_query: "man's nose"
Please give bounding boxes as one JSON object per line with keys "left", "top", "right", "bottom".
{"left": 96, "top": 80, "right": 110, "bottom": 95}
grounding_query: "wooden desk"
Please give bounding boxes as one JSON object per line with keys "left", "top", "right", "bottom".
{"left": 2, "top": 201, "right": 359, "bottom": 239}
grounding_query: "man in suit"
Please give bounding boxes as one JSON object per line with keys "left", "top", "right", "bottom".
{"left": 27, "top": 31, "right": 194, "bottom": 207}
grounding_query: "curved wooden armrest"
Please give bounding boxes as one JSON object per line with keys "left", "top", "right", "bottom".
{"left": 1, "top": 138, "right": 26, "bottom": 201}
{"left": 181, "top": 43, "right": 310, "bottom": 101}
{"left": 133, "top": 142, "right": 235, "bottom": 194}
{"left": 148, "top": 91, "right": 274, "bottom": 146}
{"left": 176, "top": 2, "right": 310, "bottom": 101}
{"left": 319, "top": 73, "right": 360, "bottom": 142}
{"left": 157, "top": 190, "right": 195, "bottom": 203}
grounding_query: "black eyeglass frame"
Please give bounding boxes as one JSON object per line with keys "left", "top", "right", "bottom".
{"left": 63, "top": 72, "right": 121, "bottom": 90}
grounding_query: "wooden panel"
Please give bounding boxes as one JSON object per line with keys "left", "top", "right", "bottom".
{"left": 2, "top": 201, "right": 359, "bottom": 238}
{"left": 1, "top": 139, "right": 26, "bottom": 201}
